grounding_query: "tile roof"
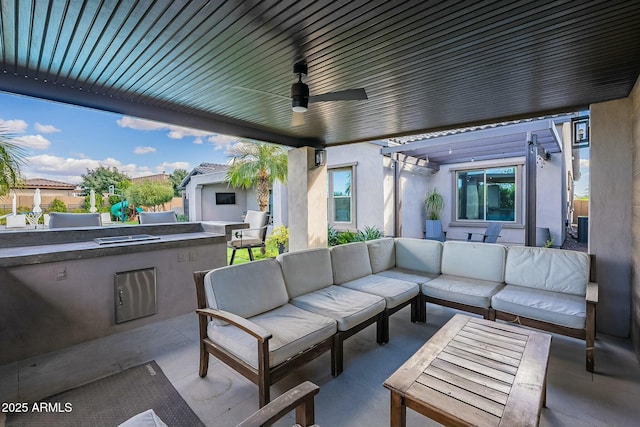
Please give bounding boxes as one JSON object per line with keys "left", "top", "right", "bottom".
{"left": 22, "top": 178, "right": 76, "bottom": 189}
{"left": 179, "top": 163, "right": 230, "bottom": 188}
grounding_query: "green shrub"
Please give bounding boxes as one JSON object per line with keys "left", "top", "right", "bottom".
{"left": 328, "top": 225, "right": 339, "bottom": 246}
{"left": 356, "top": 225, "right": 383, "bottom": 241}
{"left": 48, "top": 198, "right": 67, "bottom": 213}
{"left": 336, "top": 230, "right": 358, "bottom": 245}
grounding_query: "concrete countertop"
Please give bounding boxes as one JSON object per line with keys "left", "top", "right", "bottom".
{"left": 0, "top": 225, "right": 226, "bottom": 268}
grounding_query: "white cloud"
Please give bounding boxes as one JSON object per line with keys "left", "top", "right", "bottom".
{"left": 158, "top": 161, "right": 190, "bottom": 172}
{"left": 208, "top": 133, "right": 239, "bottom": 151}
{"left": 23, "top": 154, "right": 191, "bottom": 184}
{"left": 118, "top": 115, "right": 211, "bottom": 140}
{"left": 133, "top": 146, "right": 157, "bottom": 154}
{"left": 14, "top": 134, "right": 51, "bottom": 150}
{"left": 0, "top": 119, "right": 28, "bottom": 133}
{"left": 116, "top": 115, "right": 240, "bottom": 149}
{"left": 116, "top": 116, "right": 168, "bottom": 131}
{"left": 34, "top": 122, "right": 61, "bottom": 133}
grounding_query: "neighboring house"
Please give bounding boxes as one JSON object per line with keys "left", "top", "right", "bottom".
{"left": 180, "top": 163, "right": 260, "bottom": 221}
{"left": 1, "top": 178, "right": 83, "bottom": 211}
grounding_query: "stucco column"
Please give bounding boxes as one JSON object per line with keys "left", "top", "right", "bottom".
{"left": 591, "top": 98, "right": 632, "bottom": 337}
{"left": 288, "top": 147, "right": 328, "bottom": 251}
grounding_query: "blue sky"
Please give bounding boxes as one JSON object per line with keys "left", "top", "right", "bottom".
{"left": 0, "top": 91, "right": 240, "bottom": 185}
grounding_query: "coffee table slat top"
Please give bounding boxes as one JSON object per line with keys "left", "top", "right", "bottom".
{"left": 384, "top": 314, "right": 552, "bottom": 427}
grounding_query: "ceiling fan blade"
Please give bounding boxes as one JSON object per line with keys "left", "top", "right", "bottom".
{"left": 309, "top": 88, "right": 367, "bottom": 102}
{"left": 291, "top": 111, "right": 305, "bottom": 127}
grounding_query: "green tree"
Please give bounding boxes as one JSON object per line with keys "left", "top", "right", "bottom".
{"left": 80, "top": 166, "right": 130, "bottom": 194}
{"left": 0, "top": 129, "right": 26, "bottom": 196}
{"left": 125, "top": 181, "right": 174, "bottom": 211}
{"left": 169, "top": 168, "right": 188, "bottom": 196}
{"left": 225, "top": 141, "right": 288, "bottom": 212}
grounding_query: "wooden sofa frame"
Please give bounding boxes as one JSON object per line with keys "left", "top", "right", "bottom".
{"left": 420, "top": 254, "right": 598, "bottom": 372}
{"left": 236, "top": 381, "right": 320, "bottom": 427}
{"left": 194, "top": 270, "right": 335, "bottom": 407}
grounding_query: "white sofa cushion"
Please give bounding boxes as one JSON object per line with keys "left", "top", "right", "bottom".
{"left": 377, "top": 268, "right": 438, "bottom": 285}
{"left": 118, "top": 409, "right": 168, "bottom": 427}
{"left": 422, "top": 274, "right": 504, "bottom": 308}
{"left": 204, "top": 259, "right": 289, "bottom": 325}
{"left": 505, "top": 246, "right": 589, "bottom": 296}
{"left": 394, "top": 238, "right": 442, "bottom": 274}
{"left": 366, "top": 238, "right": 396, "bottom": 273}
{"left": 441, "top": 241, "right": 506, "bottom": 282}
{"left": 278, "top": 248, "right": 334, "bottom": 298}
{"left": 207, "top": 303, "right": 337, "bottom": 369}
{"left": 330, "top": 242, "right": 373, "bottom": 284}
{"left": 492, "top": 285, "right": 586, "bottom": 329}
{"left": 341, "top": 275, "right": 419, "bottom": 309}
{"left": 290, "top": 285, "right": 385, "bottom": 331}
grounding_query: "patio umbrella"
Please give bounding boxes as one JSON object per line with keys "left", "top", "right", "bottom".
{"left": 89, "top": 189, "right": 97, "bottom": 213}
{"left": 12, "top": 192, "right": 16, "bottom": 216}
{"left": 32, "top": 188, "right": 42, "bottom": 214}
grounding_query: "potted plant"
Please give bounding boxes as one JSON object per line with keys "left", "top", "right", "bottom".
{"left": 266, "top": 225, "right": 289, "bottom": 254}
{"left": 424, "top": 188, "right": 445, "bottom": 241}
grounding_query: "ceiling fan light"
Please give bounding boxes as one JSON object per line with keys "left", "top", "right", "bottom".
{"left": 292, "top": 103, "right": 307, "bottom": 113}
{"left": 291, "top": 80, "right": 309, "bottom": 112}
{"left": 291, "top": 94, "right": 308, "bottom": 112}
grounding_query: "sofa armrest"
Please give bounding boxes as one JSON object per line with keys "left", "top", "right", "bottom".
{"left": 196, "top": 308, "right": 272, "bottom": 342}
{"left": 586, "top": 281, "right": 598, "bottom": 304}
{"left": 236, "top": 381, "right": 320, "bottom": 427}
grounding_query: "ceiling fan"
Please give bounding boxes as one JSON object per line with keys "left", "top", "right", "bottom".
{"left": 289, "top": 62, "right": 368, "bottom": 126}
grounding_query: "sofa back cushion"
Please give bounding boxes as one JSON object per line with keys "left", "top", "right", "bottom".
{"left": 204, "top": 259, "right": 288, "bottom": 324}
{"left": 277, "top": 248, "right": 334, "bottom": 298}
{"left": 366, "top": 238, "right": 396, "bottom": 273}
{"left": 505, "top": 246, "right": 589, "bottom": 296}
{"left": 330, "top": 242, "right": 373, "bottom": 284}
{"left": 395, "top": 238, "right": 443, "bottom": 274}
{"left": 441, "top": 241, "right": 506, "bottom": 282}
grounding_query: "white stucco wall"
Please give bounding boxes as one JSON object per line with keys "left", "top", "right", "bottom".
{"left": 535, "top": 142, "right": 565, "bottom": 247}
{"left": 327, "top": 143, "right": 385, "bottom": 232}
{"left": 395, "top": 162, "right": 431, "bottom": 238}
{"left": 201, "top": 183, "right": 248, "bottom": 220}
{"left": 184, "top": 173, "right": 250, "bottom": 221}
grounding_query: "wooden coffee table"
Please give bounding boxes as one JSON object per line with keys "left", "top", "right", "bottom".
{"left": 384, "top": 314, "right": 551, "bottom": 427}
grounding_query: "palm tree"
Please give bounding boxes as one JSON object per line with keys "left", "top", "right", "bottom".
{"left": 226, "top": 141, "right": 288, "bottom": 212}
{"left": 0, "top": 129, "right": 25, "bottom": 196}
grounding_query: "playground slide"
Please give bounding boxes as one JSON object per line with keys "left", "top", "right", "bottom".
{"left": 110, "top": 201, "right": 143, "bottom": 221}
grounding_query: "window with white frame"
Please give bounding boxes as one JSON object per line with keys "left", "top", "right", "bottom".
{"left": 328, "top": 165, "right": 356, "bottom": 229}
{"left": 455, "top": 165, "right": 519, "bottom": 223}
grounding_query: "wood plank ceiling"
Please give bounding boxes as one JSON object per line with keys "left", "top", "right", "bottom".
{"left": 0, "top": 0, "right": 639, "bottom": 149}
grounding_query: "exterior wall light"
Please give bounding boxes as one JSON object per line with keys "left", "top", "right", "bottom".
{"left": 571, "top": 116, "right": 590, "bottom": 148}
{"left": 314, "top": 149, "right": 326, "bottom": 167}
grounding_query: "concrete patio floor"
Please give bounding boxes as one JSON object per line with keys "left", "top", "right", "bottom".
{"left": 1, "top": 304, "right": 639, "bottom": 427}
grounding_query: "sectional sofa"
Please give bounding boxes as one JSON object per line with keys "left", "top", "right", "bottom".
{"left": 194, "top": 237, "right": 597, "bottom": 406}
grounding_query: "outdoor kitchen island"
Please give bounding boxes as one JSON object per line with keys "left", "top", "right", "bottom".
{"left": 0, "top": 222, "right": 227, "bottom": 365}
